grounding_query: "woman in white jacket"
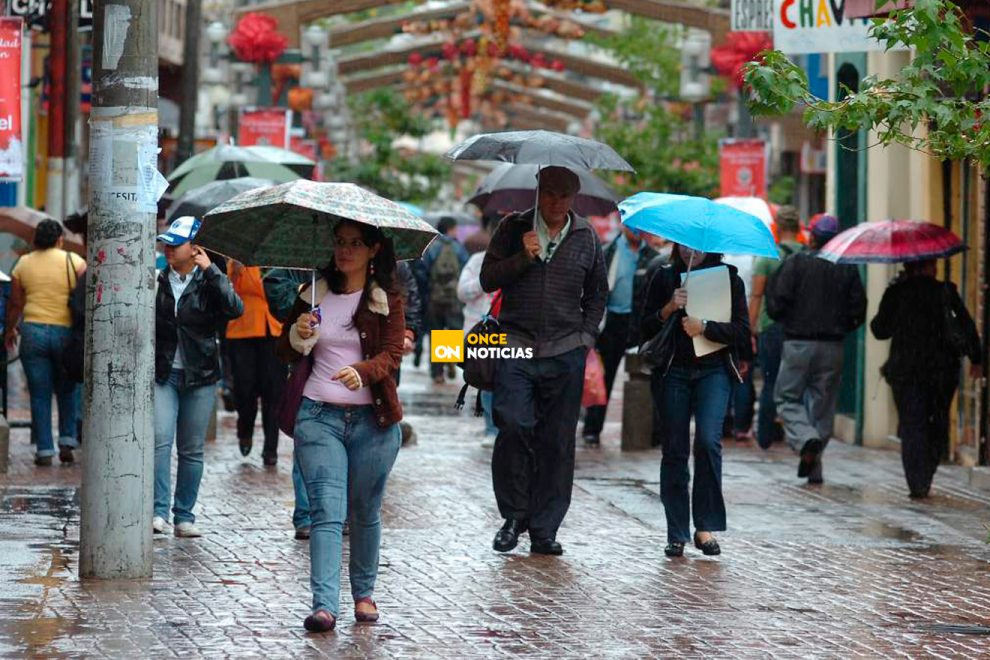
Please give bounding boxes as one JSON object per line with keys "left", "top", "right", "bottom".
{"left": 457, "top": 241, "right": 498, "bottom": 444}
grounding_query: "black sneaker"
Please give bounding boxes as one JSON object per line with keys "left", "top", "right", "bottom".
{"left": 59, "top": 446, "right": 74, "bottom": 464}
{"left": 34, "top": 455, "right": 53, "bottom": 467}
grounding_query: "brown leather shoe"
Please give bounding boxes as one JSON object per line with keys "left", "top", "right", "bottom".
{"left": 354, "top": 596, "right": 379, "bottom": 623}
{"left": 304, "top": 609, "right": 336, "bottom": 633}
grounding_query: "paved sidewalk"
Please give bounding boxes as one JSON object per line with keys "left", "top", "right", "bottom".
{"left": 3, "top": 363, "right": 990, "bottom": 657}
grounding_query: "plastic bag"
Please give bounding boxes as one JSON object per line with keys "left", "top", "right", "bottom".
{"left": 582, "top": 349, "right": 607, "bottom": 408}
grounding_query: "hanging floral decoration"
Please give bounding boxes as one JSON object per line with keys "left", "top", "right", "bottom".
{"left": 400, "top": 0, "right": 582, "bottom": 129}
{"left": 227, "top": 13, "right": 289, "bottom": 64}
{"left": 711, "top": 31, "right": 774, "bottom": 90}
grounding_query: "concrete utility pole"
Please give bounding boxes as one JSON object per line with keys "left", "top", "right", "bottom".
{"left": 176, "top": 0, "right": 201, "bottom": 162}
{"left": 80, "top": 0, "right": 158, "bottom": 579}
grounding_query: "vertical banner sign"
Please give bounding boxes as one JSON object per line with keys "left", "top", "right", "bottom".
{"left": 238, "top": 108, "right": 292, "bottom": 148}
{"left": 772, "top": 0, "right": 893, "bottom": 54}
{"left": 719, "top": 139, "right": 767, "bottom": 199}
{"left": 732, "top": 0, "right": 773, "bottom": 31}
{"left": 0, "top": 18, "right": 24, "bottom": 182}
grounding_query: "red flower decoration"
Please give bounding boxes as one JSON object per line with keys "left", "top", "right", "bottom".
{"left": 711, "top": 31, "right": 773, "bottom": 90}
{"left": 461, "top": 38, "right": 477, "bottom": 57}
{"left": 228, "top": 13, "right": 288, "bottom": 64}
{"left": 551, "top": 59, "right": 565, "bottom": 72}
{"left": 408, "top": 52, "right": 424, "bottom": 66}
{"left": 442, "top": 42, "right": 458, "bottom": 60}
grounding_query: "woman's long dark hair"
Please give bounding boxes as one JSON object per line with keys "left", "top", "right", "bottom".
{"left": 672, "top": 244, "right": 723, "bottom": 271}
{"left": 317, "top": 220, "right": 401, "bottom": 319}
{"left": 34, "top": 219, "right": 64, "bottom": 249}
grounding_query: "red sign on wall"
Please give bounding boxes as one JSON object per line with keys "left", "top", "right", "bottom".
{"left": 238, "top": 107, "right": 291, "bottom": 148}
{"left": 289, "top": 135, "right": 320, "bottom": 180}
{"left": 719, "top": 139, "right": 766, "bottom": 199}
{"left": 0, "top": 17, "right": 24, "bottom": 182}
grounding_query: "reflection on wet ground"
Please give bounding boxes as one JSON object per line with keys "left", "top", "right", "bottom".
{"left": 2, "top": 364, "right": 990, "bottom": 656}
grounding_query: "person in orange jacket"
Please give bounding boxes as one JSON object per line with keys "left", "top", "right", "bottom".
{"left": 227, "top": 262, "right": 287, "bottom": 466}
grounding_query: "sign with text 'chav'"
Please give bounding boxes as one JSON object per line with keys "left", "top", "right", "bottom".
{"left": 772, "top": 0, "right": 887, "bottom": 54}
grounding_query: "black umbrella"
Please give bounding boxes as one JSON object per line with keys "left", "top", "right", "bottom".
{"left": 166, "top": 177, "right": 274, "bottom": 220}
{"left": 468, "top": 163, "right": 619, "bottom": 217}
{"left": 445, "top": 130, "right": 634, "bottom": 172}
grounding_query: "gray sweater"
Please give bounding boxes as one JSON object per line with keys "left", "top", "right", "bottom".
{"left": 480, "top": 209, "right": 607, "bottom": 358}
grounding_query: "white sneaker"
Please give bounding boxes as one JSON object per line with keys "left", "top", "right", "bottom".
{"left": 152, "top": 516, "right": 166, "bottom": 534}
{"left": 174, "top": 522, "right": 202, "bottom": 538}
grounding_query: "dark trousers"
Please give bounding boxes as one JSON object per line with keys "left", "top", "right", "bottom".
{"left": 658, "top": 364, "right": 731, "bottom": 543}
{"left": 428, "top": 303, "right": 464, "bottom": 378}
{"left": 890, "top": 373, "right": 957, "bottom": 496}
{"left": 582, "top": 312, "right": 631, "bottom": 437}
{"left": 228, "top": 336, "right": 287, "bottom": 458}
{"left": 491, "top": 347, "right": 585, "bottom": 540}
{"left": 756, "top": 323, "right": 784, "bottom": 448}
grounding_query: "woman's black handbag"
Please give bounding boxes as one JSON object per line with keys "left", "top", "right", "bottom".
{"left": 942, "top": 283, "right": 972, "bottom": 357}
{"left": 639, "top": 309, "right": 683, "bottom": 372}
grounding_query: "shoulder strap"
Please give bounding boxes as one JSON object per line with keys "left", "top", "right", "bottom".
{"left": 65, "top": 252, "right": 77, "bottom": 291}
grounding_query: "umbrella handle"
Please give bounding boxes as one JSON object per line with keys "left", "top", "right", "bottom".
{"left": 311, "top": 270, "right": 317, "bottom": 310}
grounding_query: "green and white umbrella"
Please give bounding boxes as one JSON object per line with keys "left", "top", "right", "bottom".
{"left": 167, "top": 145, "right": 301, "bottom": 197}
{"left": 243, "top": 145, "right": 317, "bottom": 177}
{"left": 198, "top": 180, "right": 439, "bottom": 268}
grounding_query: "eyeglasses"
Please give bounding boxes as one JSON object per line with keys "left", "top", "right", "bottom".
{"left": 335, "top": 238, "right": 368, "bottom": 250}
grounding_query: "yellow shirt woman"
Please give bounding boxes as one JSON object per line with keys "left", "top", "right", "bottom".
{"left": 11, "top": 248, "right": 86, "bottom": 327}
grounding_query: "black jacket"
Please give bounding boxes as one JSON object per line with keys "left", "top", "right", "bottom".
{"left": 603, "top": 235, "right": 659, "bottom": 348}
{"left": 156, "top": 264, "right": 244, "bottom": 387}
{"left": 871, "top": 275, "right": 981, "bottom": 381}
{"left": 641, "top": 261, "right": 751, "bottom": 380}
{"left": 480, "top": 208, "right": 608, "bottom": 358}
{"left": 766, "top": 251, "right": 866, "bottom": 340}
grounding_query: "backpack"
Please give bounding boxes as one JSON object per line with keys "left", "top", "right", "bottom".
{"left": 455, "top": 291, "right": 502, "bottom": 415}
{"left": 429, "top": 241, "right": 461, "bottom": 310}
{"left": 764, "top": 242, "right": 799, "bottom": 311}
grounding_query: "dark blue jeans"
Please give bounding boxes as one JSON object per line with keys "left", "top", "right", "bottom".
{"left": 20, "top": 322, "right": 80, "bottom": 458}
{"left": 657, "top": 364, "right": 731, "bottom": 544}
{"left": 491, "top": 346, "right": 585, "bottom": 539}
{"left": 756, "top": 323, "right": 784, "bottom": 449}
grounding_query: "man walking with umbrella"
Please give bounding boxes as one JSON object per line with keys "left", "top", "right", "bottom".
{"left": 480, "top": 166, "right": 608, "bottom": 556}
{"left": 767, "top": 215, "right": 866, "bottom": 484}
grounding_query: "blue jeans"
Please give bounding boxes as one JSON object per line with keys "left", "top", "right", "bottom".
{"left": 294, "top": 398, "right": 401, "bottom": 616}
{"left": 757, "top": 323, "right": 784, "bottom": 449}
{"left": 481, "top": 390, "right": 497, "bottom": 436}
{"left": 658, "top": 364, "right": 731, "bottom": 544}
{"left": 154, "top": 369, "right": 216, "bottom": 524}
{"left": 20, "top": 322, "right": 79, "bottom": 458}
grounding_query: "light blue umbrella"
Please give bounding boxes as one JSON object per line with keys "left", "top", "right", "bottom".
{"left": 397, "top": 202, "right": 425, "bottom": 217}
{"left": 620, "top": 192, "right": 778, "bottom": 259}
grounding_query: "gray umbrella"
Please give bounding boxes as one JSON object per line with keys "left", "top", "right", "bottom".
{"left": 468, "top": 163, "right": 619, "bottom": 217}
{"left": 167, "top": 177, "right": 274, "bottom": 220}
{"left": 445, "top": 130, "right": 634, "bottom": 172}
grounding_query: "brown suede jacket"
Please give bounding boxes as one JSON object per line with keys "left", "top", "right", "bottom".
{"left": 276, "top": 278, "right": 405, "bottom": 428}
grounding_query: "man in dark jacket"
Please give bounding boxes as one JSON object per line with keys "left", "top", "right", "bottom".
{"left": 767, "top": 215, "right": 866, "bottom": 483}
{"left": 480, "top": 166, "right": 608, "bottom": 556}
{"left": 581, "top": 226, "right": 658, "bottom": 445}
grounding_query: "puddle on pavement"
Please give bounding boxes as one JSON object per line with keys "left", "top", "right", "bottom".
{"left": 858, "top": 520, "right": 923, "bottom": 543}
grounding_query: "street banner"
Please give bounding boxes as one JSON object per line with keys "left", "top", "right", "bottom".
{"left": 732, "top": 0, "right": 773, "bottom": 31}
{"left": 0, "top": 17, "right": 24, "bottom": 182}
{"left": 238, "top": 108, "right": 291, "bottom": 148}
{"left": 772, "top": 0, "right": 889, "bottom": 54}
{"left": 719, "top": 139, "right": 767, "bottom": 199}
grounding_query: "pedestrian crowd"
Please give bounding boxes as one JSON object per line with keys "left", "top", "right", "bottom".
{"left": 3, "top": 164, "right": 981, "bottom": 634}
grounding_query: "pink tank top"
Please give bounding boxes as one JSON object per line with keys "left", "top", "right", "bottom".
{"left": 302, "top": 290, "right": 374, "bottom": 406}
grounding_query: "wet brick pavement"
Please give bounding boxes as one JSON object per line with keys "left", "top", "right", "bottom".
{"left": 3, "top": 361, "right": 990, "bottom": 657}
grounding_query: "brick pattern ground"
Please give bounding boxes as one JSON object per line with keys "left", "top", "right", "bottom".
{"left": 2, "top": 363, "right": 990, "bottom": 657}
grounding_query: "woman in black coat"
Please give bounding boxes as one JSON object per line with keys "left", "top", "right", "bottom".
{"left": 870, "top": 259, "right": 982, "bottom": 499}
{"left": 641, "top": 245, "right": 750, "bottom": 558}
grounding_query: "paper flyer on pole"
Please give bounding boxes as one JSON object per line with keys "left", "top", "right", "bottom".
{"left": 681, "top": 265, "right": 732, "bottom": 357}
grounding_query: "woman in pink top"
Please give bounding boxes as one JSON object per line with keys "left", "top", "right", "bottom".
{"left": 276, "top": 220, "right": 406, "bottom": 633}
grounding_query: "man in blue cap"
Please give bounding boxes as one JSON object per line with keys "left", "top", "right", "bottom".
{"left": 766, "top": 214, "right": 866, "bottom": 484}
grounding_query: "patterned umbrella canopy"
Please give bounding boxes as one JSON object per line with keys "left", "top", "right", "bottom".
{"left": 818, "top": 220, "right": 965, "bottom": 264}
{"left": 198, "top": 180, "right": 439, "bottom": 267}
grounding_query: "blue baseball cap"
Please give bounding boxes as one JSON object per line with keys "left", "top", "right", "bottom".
{"left": 810, "top": 214, "right": 839, "bottom": 240}
{"left": 156, "top": 216, "right": 202, "bottom": 246}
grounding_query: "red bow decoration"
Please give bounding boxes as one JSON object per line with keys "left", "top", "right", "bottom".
{"left": 711, "top": 31, "right": 773, "bottom": 90}
{"left": 228, "top": 13, "right": 288, "bottom": 64}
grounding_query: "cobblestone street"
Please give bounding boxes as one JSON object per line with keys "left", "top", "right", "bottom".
{"left": 3, "top": 362, "right": 990, "bottom": 657}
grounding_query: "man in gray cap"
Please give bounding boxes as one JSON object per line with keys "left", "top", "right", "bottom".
{"left": 480, "top": 165, "right": 607, "bottom": 556}
{"left": 767, "top": 214, "right": 866, "bottom": 484}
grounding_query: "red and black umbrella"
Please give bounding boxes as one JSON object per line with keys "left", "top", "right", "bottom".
{"left": 819, "top": 220, "right": 965, "bottom": 264}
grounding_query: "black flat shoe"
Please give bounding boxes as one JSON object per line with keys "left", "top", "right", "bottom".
{"left": 694, "top": 534, "right": 721, "bottom": 556}
{"left": 530, "top": 538, "right": 563, "bottom": 556}
{"left": 582, "top": 433, "right": 600, "bottom": 446}
{"left": 239, "top": 437, "right": 252, "bottom": 457}
{"left": 664, "top": 542, "right": 685, "bottom": 557}
{"left": 493, "top": 519, "right": 528, "bottom": 553}
{"left": 797, "top": 439, "right": 823, "bottom": 478}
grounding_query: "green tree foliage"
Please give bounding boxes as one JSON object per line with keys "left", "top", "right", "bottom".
{"left": 328, "top": 89, "right": 451, "bottom": 203}
{"left": 744, "top": 0, "right": 990, "bottom": 168}
{"left": 588, "top": 18, "right": 720, "bottom": 197}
